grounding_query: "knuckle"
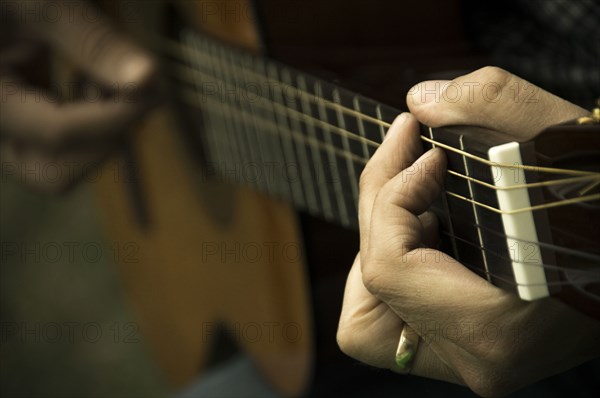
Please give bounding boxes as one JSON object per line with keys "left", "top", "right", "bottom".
{"left": 361, "top": 258, "right": 386, "bottom": 296}
{"left": 336, "top": 324, "right": 365, "bottom": 361}
{"left": 476, "top": 66, "right": 512, "bottom": 88}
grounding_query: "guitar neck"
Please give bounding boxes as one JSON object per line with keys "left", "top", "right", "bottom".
{"left": 173, "top": 30, "right": 406, "bottom": 228}
{"left": 167, "top": 30, "right": 563, "bottom": 303}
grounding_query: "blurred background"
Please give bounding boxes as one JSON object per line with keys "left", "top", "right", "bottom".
{"left": 0, "top": 179, "right": 168, "bottom": 397}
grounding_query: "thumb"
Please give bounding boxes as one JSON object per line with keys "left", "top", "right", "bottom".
{"left": 406, "top": 66, "right": 588, "bottom": 139}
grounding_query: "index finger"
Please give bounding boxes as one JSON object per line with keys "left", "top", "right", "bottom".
{"left": 406, "top": 67, "right": 588, "bottom": 139}
{"left": 358, "top": 113, "right": 423, "bottom": 256}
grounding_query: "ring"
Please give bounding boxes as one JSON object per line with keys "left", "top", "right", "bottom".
{"left": 395, "top": 324, "right": 420, "bottom": 374}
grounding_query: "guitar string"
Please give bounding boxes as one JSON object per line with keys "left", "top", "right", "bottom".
{"left": 439, "top": 231, "right": 600, "bottom": 278}
{"left": 165, "top": 34, "right": 599, "bottom": 294}
{"left": 195, "top": 88, "right": 600, "bottom": 275}
{"left": 458, "top": 261, "right": 597, "bottom": 289}
{"left": 461, "top": 218, "right": 600, "bottom": 263}
{"left": 188, "top": 70, "right": 600, "bottom": 282}
{"left": 180, "top": 90, "right": 600, "bottom": 266}
{"left": 165, "top": 60, "right": 600, "bottom": 195}
{"left": 158, "top": 34, "right": 599, "bottom": 179}
{"left": 174, "top": 83, "right": 600, "bottom": 216}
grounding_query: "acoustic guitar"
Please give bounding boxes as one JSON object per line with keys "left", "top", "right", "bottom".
{"left": 91, "top": 0, "right": 599, "bottom": 396}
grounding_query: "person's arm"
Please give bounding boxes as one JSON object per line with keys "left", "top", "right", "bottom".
{"left": 336, "top": 66, "right": 600, "bottom": 396}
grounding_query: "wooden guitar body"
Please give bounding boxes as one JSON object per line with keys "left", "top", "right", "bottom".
{"left": 96, "top": 109, "right": 312, "bottom": 394}
{"left": 95, "top": 1, "right": 311, "bottom": 395}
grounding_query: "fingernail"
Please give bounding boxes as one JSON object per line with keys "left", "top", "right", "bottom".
{"left": 383, "top": 113, "right": 408, "bottom": 141}
{"left": 407, "top": 80, "right": 450, "bottom": 108}
{"left": 418, "top": 147, "right": 442, "bottom": 162}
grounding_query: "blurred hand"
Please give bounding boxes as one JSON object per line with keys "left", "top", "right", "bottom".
{"left": 0, "top": 0, "right": 157, "bottom": 192}
{"left": 337, "top": 66, "right": 599, "bottom": 396}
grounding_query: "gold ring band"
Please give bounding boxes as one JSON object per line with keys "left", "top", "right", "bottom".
{"left": 395, "top": 324, "right": 420, "bottom": 374}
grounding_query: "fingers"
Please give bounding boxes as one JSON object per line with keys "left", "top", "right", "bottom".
{"left": 358, "top": 113, "right": 422, "bottom": 255}
{"left": 406, "top": 66, "right": 588, "bottom": 139}
{"left": 0, "top": 77, "right": 149, "bottom": 148}
{"left": 338, "top": 254, "right": 405, "bottom": 366}
{"left": 367, "top": 148, "right": 446, "bottom": 258}
{"left": 360, "top": 145, "right": 503, "bottom": 325}
{"left": 0, "top": 77, "right": 149, "bottom": 192}
{"left": 336, "top": 254, "right": 460, "bottom": 384}
{"left": 23, "top": 0, "right": 156, "bottom": 87}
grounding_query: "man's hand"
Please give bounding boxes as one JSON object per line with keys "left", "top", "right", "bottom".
{"left": 0, "top": 0, "right": 157, "bottom": 192}
{"left": 337, "top": 66, "right": 599, "bottom": 396}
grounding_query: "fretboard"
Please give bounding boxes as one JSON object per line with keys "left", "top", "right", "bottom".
{"left": 167, "top": 30, "right": 547, "bottom": 298}
{"left": 173, "top": 30, "right": 399, "bottom": 229}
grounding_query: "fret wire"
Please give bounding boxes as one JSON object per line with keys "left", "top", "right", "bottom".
{"left": 176, "top": 39, "right": 600, "bottom": 216}
{"left": 353, "top": 96, "right": 372, "bottom": 159}
{"left": 164, "top": 36, "right": 597, "bottom": 178}
{"left": 165, "top": 59, "right": 600, "bottom": 183}
{"left": 167, "top": 36, "right": 392, "bottom": 136}
{"left": 207, "top": 41, "right": 238, "bottom": 179}
{"left": 240, "top": 52, "right": 274, "bottom": 196}
{"left": 177, "top": 86, "right": 600, "bottom": 216}
{"left": 460, "top": 135, "right": 492, "bottom": 283}
{"left": 316, "top": 82, "right": 351, "bottom": 227}
{"left": 218, "top": 44, "right": 249, "bottom": 184}
{"left": 430, "top": 129, "right": 460, "bottom": 261}
{"left": 218, "top": 47, "right": 257, "bottom": 192}
{"left": 198, "top": 37, "right": 230, "bottom": 174}
{"left": 235, "top": 48, "right": 274, "bottom": 195}
{"left": 254, "top": 57, "right": 293, "bottom": 201}
{"left": 282, "top": 68, "right": 320, "bottom": 213}
{"left": 190, "top": 88, "right": 359, "bottom": 209}
{"left": 298, "top": 74, "right": 335, "bottom": 222}
{"left": 207, "top": 62, "right": 600, "bottom": 190}
{"left": 211, "top": 37, "right": 253, "bottom": 192}
{"left": 183, "top": 35, "right": 217, "bottom": 164}
{"left": 375, "top": 105, "right": 387, "bottom": 142}
{"left": 176, "top": 34, "right": 598, "bottom": 277}
{"left": 268, "top": 63, "right": 307, "bottom": 210}
{"left": 181, "top": 111, "right": 600, "bottom": 268}
{"left": 334, "top": 88, "right": 360, "bottom": 214}
{"left": 173, "top": 62, "right": 382, "bottom": 150}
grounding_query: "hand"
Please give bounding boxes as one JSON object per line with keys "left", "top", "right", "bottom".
{"left": 0, "top": 0, "right": 157, "bottom": 192}
{"left": 336, "top": 66, "right": 600, "bottom": 396}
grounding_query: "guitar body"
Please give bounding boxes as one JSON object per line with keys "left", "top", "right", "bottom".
{"left": 95, "top": 1, "right": 312, "bottom": 395}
